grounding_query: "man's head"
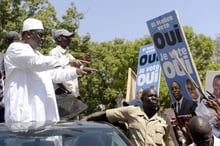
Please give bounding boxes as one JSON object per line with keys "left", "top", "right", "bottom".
{"left": 141, "top": 87, "right": 159, "bottom": 111}
{"left": 171, "top": 81, "right": 183, "bottom": 101}
{"left": 185, "top": 79, "right": 200, "bottom": 100}
{"left": 137, "top": 87, "right": 144, "bottom": 99}
{"left": 188, "top": 116, "right": 213, "bottom": 146}
{"left": 213, "top": 74, "right": 220, "bottom": 99}
{"left": 22, "top": 18, "right": 45, "bottom": 49}
{"left": 5, "top": 31, "right": 20, "bottom": 46}
{"left": 53, "top": 29, "right": 74, "bottom": 49}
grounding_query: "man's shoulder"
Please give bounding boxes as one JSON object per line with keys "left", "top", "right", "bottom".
{"left": 120, "top": 105, "right": 141, "bottom": 111}
{"left": 157, "top": 112, "right": 171, "bottom": 122}
{"left": 49, "top": 46, "right": 61, "bottom": 55}
{"left": 49, "top": 46, "right": 59, "bottom": 52}
{"left": 183, "top": 98, "right": 195, "bottom": 104}
{"left": 110, "top": 106, "right": 143, "bottom": 115}
{"left": 6, "top": 42, "right": 30, "bottom": 53}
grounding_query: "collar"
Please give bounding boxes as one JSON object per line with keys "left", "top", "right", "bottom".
{"left": 178, "top": 97, "right": 183, "bottom": 103}
{"left": 176, "top": 97, "right": 184, "bottom": 107}
{"left": 56, "top": 45, "right": 68, "bottom": 54}
{"left": 140, "top": 108, "right": 160, "bottom": 121}
{"left": 192, "top": 96, "right": 201, "bottom": 102}
{"left": 149, "top": 112, "right": 159, "bottom": 120}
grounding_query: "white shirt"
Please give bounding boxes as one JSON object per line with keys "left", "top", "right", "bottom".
{"left": 4, "top": 42, "right": 79, "bottom": 125}
{"left": 176, "top": 97, "right": 183, "bottom": 113}
{"left": 49, "top": 45, "right": 80, "bottom": 97}
{"left": 195, "top": 99, "right": 216, "bottom": 122}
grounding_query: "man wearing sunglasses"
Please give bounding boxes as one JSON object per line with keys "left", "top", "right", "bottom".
{"left": 49, "top": 29, "right": 82, "bottom": 98}
{"left": 83, "top": 87, "right": 177, "bottom": 146}
{"left": 3, "top": 18, "right": 96, "bottom": 126}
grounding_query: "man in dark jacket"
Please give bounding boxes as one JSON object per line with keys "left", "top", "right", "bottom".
{"left": 171, "top": 81, "right": 197, "bottom": 116}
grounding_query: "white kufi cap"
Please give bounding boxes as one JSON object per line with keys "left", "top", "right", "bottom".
{"left": 22, "top": 18, "right": 44, "bottom": 32}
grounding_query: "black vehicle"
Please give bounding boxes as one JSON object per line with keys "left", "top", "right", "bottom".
{"left": 0, "top": 121, "right": 133, "bottom": 146}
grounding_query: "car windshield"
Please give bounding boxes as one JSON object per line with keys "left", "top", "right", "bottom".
{"left": 0, "top": 124, "right": 132, "bottom": 146}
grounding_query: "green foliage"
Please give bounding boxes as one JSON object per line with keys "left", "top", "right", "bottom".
{"left": 213, "top": 35, "right": 220, "bottom": 63}
{"left": 183, "top": 26, "right": 215, "bottom": 85}
{"left": 0, "top": 0, "right": 58, "bottom": 53}
{"left": 79, "top": 37, "right": 154, "bottom": 114}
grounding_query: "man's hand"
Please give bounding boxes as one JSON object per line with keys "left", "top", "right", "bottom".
{"left": 69, "top": 59, "right": 82, "bottom": 68}
{"left": 78, "top": 59, "right": 90, "bottom": 67}
{"left": 76, "top": 67, "right": 97, "bottom": 75}
{"left": 69, "top": 59, "right": 91, "bottom": 68}
{"left": 206, "top": 99, "right": 220, "bottom": 115}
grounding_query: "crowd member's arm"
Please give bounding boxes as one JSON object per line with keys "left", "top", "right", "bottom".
{"left": 6, "top": 42, "right": 91, "bottom": 72}
{"left": 161, "top": 114, "right": 179, "bottom": 146}
{"left": 82, "top": 110, "right": 128, "bottom": 136}
{"left": 206, "top": 99, "right": 220, "bottom": 115}
{"left": 82, "top": 111, "right": 108, "bottom": 122}
{"left": 206, "top": 99, "right": 220, "bottom": 130}
{"left": 50, "top": 67, "right": 97, "bottom": 84}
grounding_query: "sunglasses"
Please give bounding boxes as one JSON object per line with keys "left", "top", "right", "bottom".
{"left": 30, "top": 31, "right": 45, "bottom": 39}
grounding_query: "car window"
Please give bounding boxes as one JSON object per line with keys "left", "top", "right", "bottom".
{"left": 63, "top": 129, "right": 131, "bottom": 146}
{"left": 0, "top": 128, "right": 132, "bottom": 146}
{"left": 0, "top": 136, "right": 62, "bottom": 146}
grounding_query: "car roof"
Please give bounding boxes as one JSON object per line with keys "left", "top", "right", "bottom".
{"left": 0, "top": 121, "right": 134, "bottom": 146}
{"left": 0, "top": 121, "right": 118, "bottom": 132}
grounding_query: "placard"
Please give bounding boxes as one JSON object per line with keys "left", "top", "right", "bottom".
{"left": 136, "top": 44, "right": 161, "bottom": 96}
{"left": 146, "top": 10, "right": 202, "bottom": 101}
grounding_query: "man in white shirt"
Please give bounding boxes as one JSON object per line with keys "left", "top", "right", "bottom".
{"left": 185, "top": 79, "right": 202, "bottom": 103}
{"left": 170, "top": 81, "right": 197, "bottom": 116}
{"left": 4, "top": 18, "right": 96, "bottom": 126}
{"left": 49, "top": 29, "right": 82, "bottom": 98}
{"left": 185, "top": 79, "right": 217, "bottom": 124}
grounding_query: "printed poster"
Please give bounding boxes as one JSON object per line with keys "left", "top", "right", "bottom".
{"left": 205, "top": 71, "right": 220, "bottom": 99}
{"left": 135, "top": 44, "right": 161, "bottom": 96}
{"left": 146, "top": 10, "right": 203, "bottom": 102}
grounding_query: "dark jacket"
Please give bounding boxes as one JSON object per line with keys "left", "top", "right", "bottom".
{"left": 174, "top": 97, "right": 197, "bottom": 116}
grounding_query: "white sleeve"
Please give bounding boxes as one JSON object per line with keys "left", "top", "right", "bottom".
{"left": 5, "top": 43, "right": 69, "bottom": 72}
{"left": 48, "top": 68, "right": 79, "bottom": 83}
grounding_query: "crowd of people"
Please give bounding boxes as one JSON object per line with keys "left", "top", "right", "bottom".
{"left": 0, "top": 18, "right": 97, "bottom": 126}
{"left": 1, "top": 17, "right": 220, "bottom": 146}
{"left": 83, "top": 85, "right": 220, "bottom": 146}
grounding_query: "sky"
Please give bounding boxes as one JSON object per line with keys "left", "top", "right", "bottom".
{"left": 50, "top": 0, "right": 220, "bottom": 42}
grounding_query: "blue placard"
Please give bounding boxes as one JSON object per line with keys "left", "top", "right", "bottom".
{"left": 135, "top": 44, "right": 161, "bottom": 96}
{"left": 146, "top": 10, "right": 202, "bottom": 101}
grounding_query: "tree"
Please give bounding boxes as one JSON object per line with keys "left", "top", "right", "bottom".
{"left": 54, "top": 2, "right": 92, "bottom": 62}
{"left": 184, "top": 26, "right": 215, "bottom": 84}
{"left": 0, "top": 0, "right": 58, "bottom": 53}
{"left": 213, "top": 35, "right": 220, "bottom": 63}
{"left": 79, "top": 37, "right": 154, "bottom": 114}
